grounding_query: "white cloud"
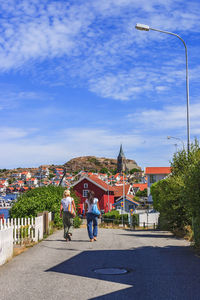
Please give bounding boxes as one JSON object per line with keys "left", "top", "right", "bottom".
{"left": 0, "top": 0, "right": 199, "bottom": 102}
{"left": 0, "top": 126, "right": 146, "bottom": 168}
{"left": 0, "top": 89, "right": 54, "bottom": 110}
{"left": 127, "top": 102, "right": 200, "bottom": 137}
{"left": 0, "top": 127, "right": 37, "bottom": 140}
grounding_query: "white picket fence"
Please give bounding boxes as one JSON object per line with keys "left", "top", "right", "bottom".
{"left": 0, "top": 212, "right": 52, "bottom": 266}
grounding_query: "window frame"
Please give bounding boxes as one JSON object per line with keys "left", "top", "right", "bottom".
{"left": 83, "top": 190, "right": 89, "bottom": 197}
{"left": 150, "top": 175, "right": 156, "bottom": 184}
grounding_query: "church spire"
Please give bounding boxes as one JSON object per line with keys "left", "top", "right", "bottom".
{"left": 118, "top": 144, "right": 125, "bottom": 158}
{"left": 117, "top": 144, "right": 126, "bottom": 173}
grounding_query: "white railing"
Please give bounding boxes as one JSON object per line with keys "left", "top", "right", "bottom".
{"left": 0, "top": 212, "right": 52, "bottom": 266}
{"left": 0, "top": 222, "right": 13, "bottom": 265}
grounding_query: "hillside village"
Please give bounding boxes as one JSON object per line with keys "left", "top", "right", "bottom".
{"left": 0, "top": 144, "right": 173, "bottom": 216}
{"left": 0, "top": 146, "right": 144, "bottom": 195}
{"left": 0, "top": 164, "right": 146, "bottom": 196}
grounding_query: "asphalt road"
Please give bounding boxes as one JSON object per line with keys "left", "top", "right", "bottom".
{"left": 0, "top": 227, "right": 200, "bottom": 300}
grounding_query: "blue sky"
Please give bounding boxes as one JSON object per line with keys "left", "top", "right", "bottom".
{"left": 0, "top": 0, "right": 200, "bottom": 170}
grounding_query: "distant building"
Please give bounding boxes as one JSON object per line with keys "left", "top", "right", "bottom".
{"left": 113, "top": 195, "right": 139, "bottom": 213}
{"left": 117, "top": 144, "right": 126, "bottom": 173}
{"left": 21, "top": 171, "right": 31, "bottom": 180}
{"left": 145, "top": 167, "right": 171, "bottom": 203}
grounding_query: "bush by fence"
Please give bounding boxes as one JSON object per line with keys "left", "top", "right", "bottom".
{"left": 102, "top": 210, "right": 129, "bottom": 225}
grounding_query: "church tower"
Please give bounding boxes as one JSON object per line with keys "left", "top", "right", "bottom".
{"left": 117, "top": 144, "right": 126, "bottom": 173}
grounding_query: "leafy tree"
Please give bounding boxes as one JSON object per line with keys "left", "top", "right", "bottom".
{"left": 48, "top": 173, "right": 55, "bottom": 180}
{"left": 183, "top": 145, "right": 200, "bottom": 247}
{"left": 151, "top": 176, "right": 190, "bottom": 230}
{"left": 129, "top": 168, "right": 140, "bottom": 174}
{"left": 10, "top": 186, "right": 65, "bottom": 227}
{"left": 151, "top": 139, "right": 200, "bottom": 247}
{"left": 8, "top": 178, "right": 15, "bottom": 185}
{"left": 110, "top": 168, "right": 117, "bottom": 175}
{"left": 100, "top": 167, "right": 109, "bottom": 174}
{"left": 10, "top": 186, "right": 81, "bottom": 228}
{"left": 135, "top": 188, "right": 147, "bottom": 197}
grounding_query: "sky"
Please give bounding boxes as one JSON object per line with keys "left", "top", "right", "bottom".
{"left": 0, "top": 0, "right": 200, "bottom": 170}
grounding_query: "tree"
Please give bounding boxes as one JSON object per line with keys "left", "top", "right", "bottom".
{"left": 135, "top": 188, "right": 147, "bottom": 197}
{"left": 129, "top": 168, "right": 140, "bottom": 174}
{"left": 100, "top": 167, "right": 109, "bottom": 174}
{"left": 151, "top": 176, "right": 190, "bottom": 230}
{"left": 151, "top": 139, "right": 200, "bottom": 247}
{"left": 10, "top": 186, "right": 65, "bottom": 227}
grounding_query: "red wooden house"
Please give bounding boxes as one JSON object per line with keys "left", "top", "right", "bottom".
{"left": 72, "top": 175, "right": 116, "bottom": 214}
{"left": 72, "top": 175, "right": 132, "bottom": 215}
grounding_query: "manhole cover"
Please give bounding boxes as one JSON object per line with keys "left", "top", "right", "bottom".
{"left": 93, "top": 268, "right": 128, "bottom": 275}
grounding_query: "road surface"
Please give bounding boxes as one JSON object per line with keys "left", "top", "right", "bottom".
{"left": 0, "top": 228, "right": 200, "bottom": 300}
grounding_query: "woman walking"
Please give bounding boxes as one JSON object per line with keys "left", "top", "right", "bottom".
{"left": 85, "top": 190, "right": 100, "bottom": 242}
{"left": 60, "top": 189, "right": 76, "bottom": 241}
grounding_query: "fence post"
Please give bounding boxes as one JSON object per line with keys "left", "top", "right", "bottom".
{"left": 43, "top": 211, "right": 49, "bottom": 235}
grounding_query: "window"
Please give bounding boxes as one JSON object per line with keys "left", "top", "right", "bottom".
{"left": 150, "top": 175, "right": 156, "bottom": 184}
{"left": 84, "top": 183, "right": 88, "bottom": 188}
{"left": 83, "top": 190, "right": 89, "bottom": 197}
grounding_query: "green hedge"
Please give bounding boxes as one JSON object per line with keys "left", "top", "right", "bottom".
{"left": 10, "top": 186, "right": 80, "bottom": 228}
{"left": 102, "top": 210, "right": 128, "bottom": 224}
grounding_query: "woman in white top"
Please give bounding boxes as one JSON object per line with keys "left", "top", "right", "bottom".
{"left": 85, "top": 190, "right": 100, "bottom": 242}
{"left": 60, "top": 189, "right": 76, "bottom": 241}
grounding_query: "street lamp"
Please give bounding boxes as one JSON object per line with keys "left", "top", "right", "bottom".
{"left": 135, "top": 23, "right": 190, "bottom": 154}
{"left": 167, "top": 136, "right": 184, "bottom": 149}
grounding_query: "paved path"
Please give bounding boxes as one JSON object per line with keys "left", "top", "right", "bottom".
{"left": 0, "top": 228, "right": 200, "bottom": 300}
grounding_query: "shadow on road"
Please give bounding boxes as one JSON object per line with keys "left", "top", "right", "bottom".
{"left": 46, "top": 245, "right": 200, "bottom": 299}
{"left": 44, "top": 239, "right": 88, "bottom": 243}
{"left": 117, "top": 233, "right": 174, "bottom": 239}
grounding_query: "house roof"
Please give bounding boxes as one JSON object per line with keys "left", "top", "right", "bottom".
{"left": 112, "top": 184, "right": 130, "bottom": 197}
{"left": 114, "top": 195, "right": 139, "bottom": 206}
{"left": 72, "top": 175, "right": 114, "bottom": 192}
{"left": 88, "top": 175, "right": 113, "bottom": 191}
{"left": 133, "top": 183, "right": 147, "bottom": 191}
{"left": 145, "top": 167, "right": 171, "bottom": 175}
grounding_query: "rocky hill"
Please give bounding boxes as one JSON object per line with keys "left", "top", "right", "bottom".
{"left": 63, "top": 156, "right": 141, "bottom": 173}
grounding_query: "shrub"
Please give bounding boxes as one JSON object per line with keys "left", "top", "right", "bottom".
{"left": 103, "top": 210, "right": 128, "bottom": 225}
{"left": 132, "top": 214, "right": 139, "bottom": 227}
{"left": 10, "top": 186, "right": 80, "bottom": 228}
{"left": 103, "top": 210, "right": 120, "bottom": 223}
{"left": 73, "top": 216, "right": 82, "bottom": 228}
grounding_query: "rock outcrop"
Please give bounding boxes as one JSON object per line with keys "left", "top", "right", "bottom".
{"left": 63, "top": 156, "right": 141, "bottom": 173}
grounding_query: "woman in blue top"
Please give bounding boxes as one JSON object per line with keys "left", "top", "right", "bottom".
{"left": 85, "top": 190, "right": 100, "bottom": 242}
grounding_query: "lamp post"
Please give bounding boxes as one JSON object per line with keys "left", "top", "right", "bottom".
{"left": 135, "top": 23, "right": 190, "bottom": 154}
{"left": 167, "top": 136, "right": 184, "bottom": 149}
